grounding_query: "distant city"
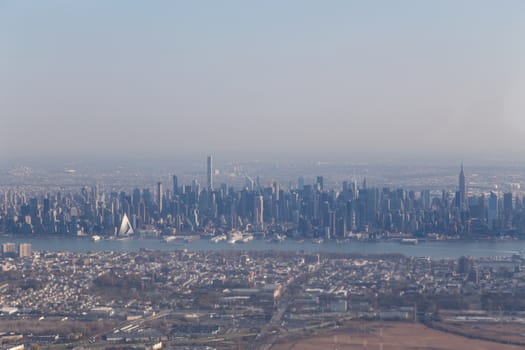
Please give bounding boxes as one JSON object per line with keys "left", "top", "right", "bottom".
{"left": 11, "top": 159, "right": 525, "bottom": 349}
{"left": 2, "top": 156, "right": 525, "bottom": 241}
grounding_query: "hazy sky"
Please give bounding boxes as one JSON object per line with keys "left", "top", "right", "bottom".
{"left": 2, "top": 1, "right": 525, "bottom": 161}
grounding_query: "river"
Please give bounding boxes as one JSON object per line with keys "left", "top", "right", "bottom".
{"left": 0, "top": 235, "right": 523, "bottom": 258}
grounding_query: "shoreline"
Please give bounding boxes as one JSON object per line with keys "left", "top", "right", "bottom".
{"left": 0, "top": 232, "right": 521, "bottom": 244}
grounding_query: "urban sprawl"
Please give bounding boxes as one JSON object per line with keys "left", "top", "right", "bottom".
{"left": 1, "top": 249, "right": 525, "bottom": 348}
{"left": 1, "top": 158, "right": 524, "bottom": 240}
{"left": 2, "top": 159, "right": 525, "bottom": 349}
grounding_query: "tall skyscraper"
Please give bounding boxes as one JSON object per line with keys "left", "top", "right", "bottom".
{"left": 488, "top": 191, "right": 498, "bottom": 230}
{"left": 157, "top": 182, "right": 163, "bottom": 213}
{"left": 207, "top": 155, "right": 213, "bottom": 191}
{"left": 254, "top": 195, "right": 264, "bottom": 230}
{"left": 459, "top": 163, "right": 466, "bottom": 209}
{"left": 172, "top": 175, "right": 179, "bottom": 196}
{"left": 298, "top": 176, "right": 305, "bottom": 190}
{"left": 316, "top": 176, "right": 324, "bottom": 191}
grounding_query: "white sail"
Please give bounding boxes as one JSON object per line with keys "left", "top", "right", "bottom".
{"left": 118, "top": 213, "right": 134, "bottom": 235}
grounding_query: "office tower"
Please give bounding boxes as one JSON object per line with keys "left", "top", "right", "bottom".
{"left": 254, "top": 195, "right": 264, "bottom": 230}
{"left": 298, "top": 177, "right": 305, "bottom": 190}
{"left": 459, "top": 163, "right": 466, "bottom": 209}
{"left": 351, "top": 178, "right": 358, "bottom": 200}
{"left": 503, "top": 192, "right": 513, "bottom": 214}
{"left": 138, "top": 201, "right": 147, "bottom": 224}
{"left": 422, "top": 190, "right": 430, "bottom": 210}
{"left": 18, "top": 243, "right": 32, "bottom": 258}
{"left": 207, "top": 155, "right": 213, "bottom": 191}
{"left": 328, "top": 210, "right": 336, "bottom": 239}
{"left": 172, "top": 175, "right": 179, "bottom": 196}
{"left": 488, "top": 191, "right": 498, "bottom": 230}
{"left": 132, "top": 188, "right": 141, "bottom": 208}
{"left": 191, "top": 179, "right": 200, "bottom": 206}
{"left": 503, "top": 192, "right": 513, "bottom": 229}
{"left": 316, "top": 176, "right": 324, "bottom": 191}
{"left": 273, "top": 182, "right": 280, "bottom": 201}
{"left": 157, "top": 182, "right": 163, "bottom": 213}
{"left": 245, "top": 176, "right": 254, "bottom": 191}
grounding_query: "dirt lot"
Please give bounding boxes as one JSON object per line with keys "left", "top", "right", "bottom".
{"left": 433, "top": 321, "right": 525, "bottom": 345}
{"left": 0, "top": 318, "right": 118, "bottom": 337}
{"left": 271, "top": 321, "right": 525, "bottom": 350}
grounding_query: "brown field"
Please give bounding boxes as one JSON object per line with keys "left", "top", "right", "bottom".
{"left": 434, "top": 321, "right": 525, "bottom": 345}
{"left": 271, "top": 322, "right": 525, "bottom": 350}
{"left": 0, "top": 319, "right": 118, "bottom": 337}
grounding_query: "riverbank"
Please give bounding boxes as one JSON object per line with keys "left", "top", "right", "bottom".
{"left": 0, "top": 234, "right": 524, "bottom": 258}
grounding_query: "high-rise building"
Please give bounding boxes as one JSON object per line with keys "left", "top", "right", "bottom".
{"left": 18, "top": 243, "right": 32, "bottom": 258}
{"left": 488, "top": 191, "right": 498, "bottom": 230}
{"left": 2, "top": 242, "right": 16, "bottom": 255}
{"left": 298, "top": 177, "right": 305, "bottom": 190}
{"left": 157, "top": 182, "right": 163, "bottom": 213}
{"left": 503, "top": 192, "right": 513, "bottom": 229}
{"left": 172, "top": 175, "right": 179, "bottom": 196}
{"left": 459, "top": 163, "right": 466, "bottom": 209}
{"left": 207, "top": 155, "right": 213, "bottom": 191}
{"left": 132, "top": 188, "right": 141, "bottom": 208}
{"left": 503, "top": 192, "right": 513, "bottom": 214}
{"left": 254, "top": 195, "right": 264, "bottom": 230}
{"left": 316, "top": 176, "right": 324, "bottom": 191}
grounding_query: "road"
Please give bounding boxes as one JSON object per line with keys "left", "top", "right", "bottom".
{"left": 248, "top": 263, "right": 322, "bottom": 350}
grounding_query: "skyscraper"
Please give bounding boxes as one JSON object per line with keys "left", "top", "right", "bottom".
{"left": 172, "top": 175, "right": 179, "bottom": 196}
{"left": 157, "top": 182, "right": 163, "bottom": 213}
{"left": 488, "top": 191, "right": 498, "bottom": 230}
{"left": 207, "top": 155, "right": 213, "bottom": 191}
{"left": 316, "top": 176, "right": 324, "bottom": 191}
{"left": 254, "top": 195, "right": 264, "bottom": 230}
{"left": 459, "top": 163, "right": 466, "bottom": 209}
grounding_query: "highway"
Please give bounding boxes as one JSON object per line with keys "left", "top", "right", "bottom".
{"left": 248, "top": 262, "right": 322, "bottom": 350}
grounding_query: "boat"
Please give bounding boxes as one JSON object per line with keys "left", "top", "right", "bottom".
{"left": 211, "top": 234, "right": 227, "bottom": 243}
{"left": 276, "top": 234, "right": 287, "bottom": 242}
{"left": 184, "top": 235, "right": 200, "bottom": 242}
{"left": 400, "top": 238, "right": 418, "bottom": 245}
{"left": 269, "top": 234, "right": 287, "bottom": 243}
{"left": 163, "top": 236, "right": 197, "bottom": 244}
{"left": 228, "top": 231, "right": 243, "bottom": 244}
{"left": 241, "top": 234, "right": 254, "bottom": 243}
{"left": 91, "top": 235, "right": 101, "bottom": 242}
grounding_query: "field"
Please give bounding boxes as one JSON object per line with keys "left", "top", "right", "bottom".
{"left": 270, "top": 321, "right": 525, "bottom": 350}
{"left": 0, "top": 319, "right": 118, "bottom": 338}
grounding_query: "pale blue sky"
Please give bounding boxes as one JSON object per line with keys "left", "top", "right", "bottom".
{"left": 2, "top": 1, "right": 525, "bottom": 160}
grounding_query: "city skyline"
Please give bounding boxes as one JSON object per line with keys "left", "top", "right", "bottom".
{"left": 2, "top": 158, "right": 523, "bottom": 239}
{"left": 2, "top": 1, "right": 525, "bottom": 160}
{"left": 2, "top": 163, "right": 525, "bottom": 348}
{"left": 4, "top": 3, "right": 525, "bottom": 347}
